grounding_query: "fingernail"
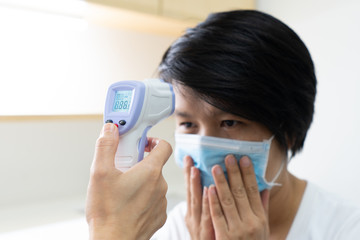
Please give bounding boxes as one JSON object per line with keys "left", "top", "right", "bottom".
{"left": 103, "top": 123, "right": 115, "bottom": 132}
{"left": 101, "top": 124, "right": 115, "bottom": 137}
{"left": 209, "top": 185, "right": 216, "bottom": 195}
{"left": 185, "top": 156, "right": 191, "bottom": 166}
{"left": 227, "top": 155, "right": 236, "bottom": 165}
{"left": 215, "top": 165, "right": 222, "bottom": 175}
{"left": 240, "top": 156, "right": 251, "bottom": 167}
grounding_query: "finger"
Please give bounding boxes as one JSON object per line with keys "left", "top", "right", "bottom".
{"left": 212, "top": 165, "right": 240, "bottom": 228}
{"left": 261, "top": 189, "right": 270, "bottom": 218}
{"left": 240, "top": 156, "right": 264, "bottom": 216}
{"left": 225, "top": 155, "right": 251, "bottom": 219}
{"left": 142, "top": 140, "right": 172, "bottom": 168}
{"left": 190, "top": 166, "right": 202, "bottom": 224}
{"left": 92, "top": 123, "right": 119, "bottom": 171}
{"left": 144, "top": 137, "right": 160, "bottom": 152}
{"left": 184, "top": 156, "right": 193, "bottom": 215}
{"left": 200, "top": 187, "right": 215, "bottom": 239}
{"left": 208, "top": 185, "right": 227, "bottom": 236}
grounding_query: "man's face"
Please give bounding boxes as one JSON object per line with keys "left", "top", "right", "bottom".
{"left": 173, "top": 84, "right": 285, "bottom": 182}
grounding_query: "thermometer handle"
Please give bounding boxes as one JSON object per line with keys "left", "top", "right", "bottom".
{"left": 114, "top": 125, "right": 149, "bottom": 171}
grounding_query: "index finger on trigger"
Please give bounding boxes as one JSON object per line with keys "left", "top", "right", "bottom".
{"left": 143, "top": 139, "right": 173, "bottom": 168}
{"left": 144, "top": 137, "right": 160, "bottom": 152}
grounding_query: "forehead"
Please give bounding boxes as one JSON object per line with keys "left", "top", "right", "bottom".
{"left": 174, "top": 85, "right": 224, "bottom": 118}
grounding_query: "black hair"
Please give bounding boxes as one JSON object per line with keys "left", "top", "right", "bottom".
{"left": 158, "top": 10, "right": 317, "bottom": 157}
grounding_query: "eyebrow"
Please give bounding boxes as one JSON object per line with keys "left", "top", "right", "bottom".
{"left": 175, "top": 110, "right": 192, "bottom": 118}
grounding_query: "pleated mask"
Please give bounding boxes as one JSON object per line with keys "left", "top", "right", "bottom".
{"left": 175, "top": 134, "right": 282, "bottom": 191}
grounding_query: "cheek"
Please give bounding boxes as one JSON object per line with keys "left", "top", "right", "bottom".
{"left": 265, "top": 140, "right": 287, "bottom": 179}
{"left": 243, "top": 123, "right": 272, "bottom": 141}
{"left": 225, "top": 125, "right": 269, "bottom": 142}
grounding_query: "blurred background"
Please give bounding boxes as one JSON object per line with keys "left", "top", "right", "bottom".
{"left": 0, "top": 0, "right": 359, "bottom": 239}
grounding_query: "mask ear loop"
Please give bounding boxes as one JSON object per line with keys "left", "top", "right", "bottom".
{"left": 287, "top": 149, "right": 294, "bottom": 163}
{"left": 263, "top": 135, "right": 283, "bottom": 188}
{"left": 269, "top": 160, "right": 284, "bottom": 187}
{"left": 266, "top": 134, "right": 285, "bottom": 188}
{"left": 267, "top": 135, "right": 275, "bottom": 143}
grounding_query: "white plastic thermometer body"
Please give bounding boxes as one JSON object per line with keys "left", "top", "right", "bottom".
{"left": 104, "top": 79, "right": 175, "bottom": 172}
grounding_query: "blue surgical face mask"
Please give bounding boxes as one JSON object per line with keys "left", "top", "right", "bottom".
{"left": 175, "top": 134, "right": 283, "bottom": 192}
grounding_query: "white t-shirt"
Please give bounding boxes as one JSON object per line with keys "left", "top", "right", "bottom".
{"left": 152, "top": 182, "right": 360, "bottom": 239}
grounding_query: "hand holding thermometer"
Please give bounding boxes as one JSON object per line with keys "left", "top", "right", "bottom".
{"left": 104, "top": 79, "right": 175, "bottom": 171}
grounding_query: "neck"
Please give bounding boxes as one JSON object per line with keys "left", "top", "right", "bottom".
{"left": 268, "top": 170, "right": 307, "bottom": 239}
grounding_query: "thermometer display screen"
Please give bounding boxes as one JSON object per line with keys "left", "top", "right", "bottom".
{"left": 113, "top": 90, "right": 133, "bottom": 112}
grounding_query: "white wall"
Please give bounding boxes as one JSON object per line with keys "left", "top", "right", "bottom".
{"left": 257, "top": 0, "right": 360, "bottom": 205}
{"left": 0, "top": 4, "right": 176, "bottom": 115}
{"left": 0, "top": 117, "right": 100, "bottom": 207}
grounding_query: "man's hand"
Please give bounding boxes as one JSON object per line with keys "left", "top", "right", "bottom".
{"left": 184, "top": 154, "right": 270, "bottom": 240}
{"left": 184, "top": 156, "right": 215, "bottom": 240}
{"left": 208, "top": 155, "right": 270, "bottom": 239}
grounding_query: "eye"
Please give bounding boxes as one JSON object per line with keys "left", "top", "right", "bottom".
{"left": 179, "top": 122, "right": 194, "bottom": 128}
{"left": 221, "top": 120, "right": 238, "bottom": 127}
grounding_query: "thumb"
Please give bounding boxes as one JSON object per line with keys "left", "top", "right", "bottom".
{"left": 92, "top": 123, "right": 119, "bottom": 171}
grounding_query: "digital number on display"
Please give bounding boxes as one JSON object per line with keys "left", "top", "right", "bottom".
{"left": 113, "top": 90, "right": 133, "bottom": 112}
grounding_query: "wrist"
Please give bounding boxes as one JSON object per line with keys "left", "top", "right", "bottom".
{"left": 88, "top": 219, "right": 131, "bottom": 240}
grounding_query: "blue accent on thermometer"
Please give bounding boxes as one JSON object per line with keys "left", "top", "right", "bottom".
{"left": 104, "top": 79, "right": 175, "bottom": 171}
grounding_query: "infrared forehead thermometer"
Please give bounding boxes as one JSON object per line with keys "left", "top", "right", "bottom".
{"left": 104, "top": 79, "right": 175, "bottom": 171}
